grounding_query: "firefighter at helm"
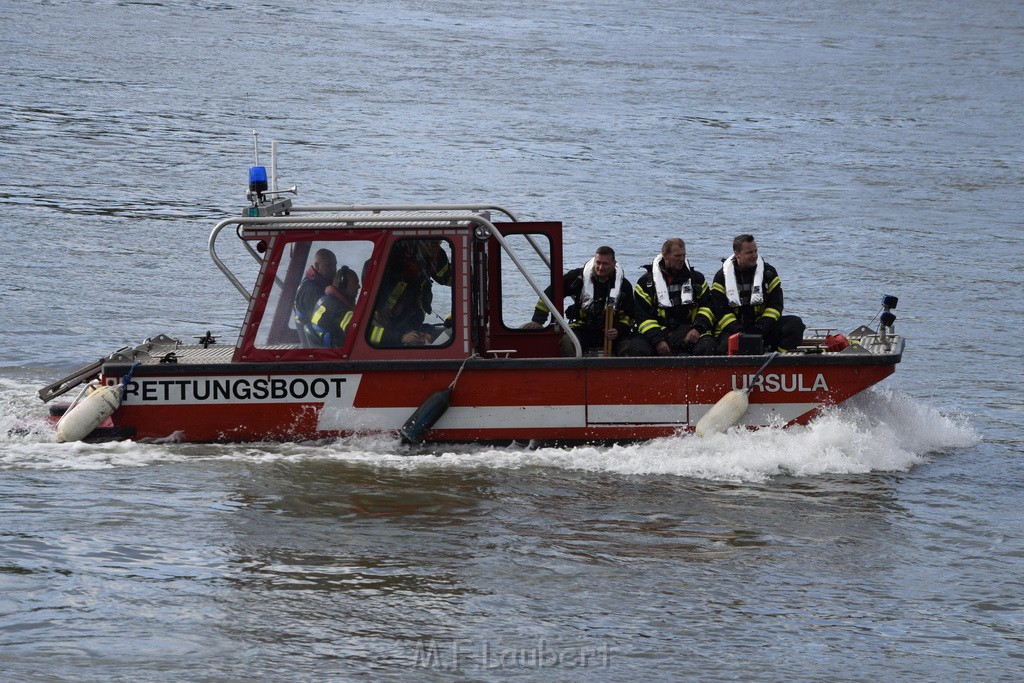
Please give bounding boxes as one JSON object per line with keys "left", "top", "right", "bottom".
{"left": 619, "top": 238, "right": 717, "bottom": 356}
{"left": 522, "top": 245, "right": 635, "bottom": 356}
{"left": 368, "top": 240, "right": 443, "bottom": 346}
{"left": 709, "top": 233, "right": 805, "bottom": 353}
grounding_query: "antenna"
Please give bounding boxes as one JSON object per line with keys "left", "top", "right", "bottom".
{"left": 247, "top": 129, "right": 268, "bottom": 204}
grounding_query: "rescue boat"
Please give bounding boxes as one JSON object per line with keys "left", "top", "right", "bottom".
{"left": 40, "top": 143, "right": 904, "bottom": 445}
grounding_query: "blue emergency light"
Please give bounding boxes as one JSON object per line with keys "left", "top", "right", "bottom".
{"left": 249, "top": 165, "right": 268, "bottom": 194}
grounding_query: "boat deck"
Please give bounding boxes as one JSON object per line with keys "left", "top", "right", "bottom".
{"left": 107, "top": 329, "right": 902, "bottom": 366}
{"left": 106, "top": 336, "right": 239, "bottom": 366}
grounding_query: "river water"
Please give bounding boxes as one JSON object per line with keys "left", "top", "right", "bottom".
{"left": 1, "top": 0, "right": 1021, "bottom": 680}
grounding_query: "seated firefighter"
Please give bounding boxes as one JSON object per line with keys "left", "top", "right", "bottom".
{"left": 307, "top": 266, "right": 360, "bottom": 347}
{"left": 522, "top": 245, "right": 634, "bottom": 356}
{"left": 292, "top": 248, "right": 337, "bottom": 346}
{"left": 709, "top": 234, "right": 805, "bottom": 353}
{"left": 620, "top": 238, "right": 717, "bottom": 356}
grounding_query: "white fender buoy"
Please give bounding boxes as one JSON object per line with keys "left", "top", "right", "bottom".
{"left": 695, "top": 352, "right": 779, "bottom": 437}
{"left": 56, "top": 382, "right": 121, "bottom": 443}
{"left": 695, "top": 388, "right": 750, "bottom": 437}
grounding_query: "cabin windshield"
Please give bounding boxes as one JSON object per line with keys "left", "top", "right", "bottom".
{"left": 254, "top": 238, "right": 376, "bottom": 348}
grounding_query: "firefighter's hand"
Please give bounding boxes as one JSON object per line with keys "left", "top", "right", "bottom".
{"left": 402, "top": 331, "right": 430, "bottom": 345}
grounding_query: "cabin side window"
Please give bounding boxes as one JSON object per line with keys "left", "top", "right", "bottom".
{"left": 498, "top": 233, "right": 554, "bottom": 329}
{"left": 366, "top": 238, "right": 454, "bottom": 348}
{"left": 254, "top": 238, "right": 375, "bottom": 349}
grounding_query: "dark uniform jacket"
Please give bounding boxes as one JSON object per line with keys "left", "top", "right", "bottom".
{"left": 531, "top": 267, "right": 634, "bottom": 338}
{"left": 309, "top": 287, "right": 356, "bottom": 347}
{"left": 709, "top": 258, "right": 784, "bottom": 338}
{"left": 293, "top": 267, "right": 331, "bottom": 328}
{"left": 368, "top": 272, "right": 433, "bottom": 346}
{"left": 633, "top": 264, "right": 715, "bottom": 348}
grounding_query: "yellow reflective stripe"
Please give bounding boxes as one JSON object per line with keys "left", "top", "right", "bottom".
{"left": 715, "top": 312, "right": 737, "bottom": 335}
{"left": 711, "top": 281, "right": 726, "bottom": 295}
{"left": 760, "top": 307, "right": 781, "bottom": 321}
{"left": 635, "top": 287, "right": 653, "bottom": 305}
{"left": 369, "top": 325, "right": 384, "bottom": 344}
{"left": 638, "top": 319, "right": 663, "bottom": 335}
{"left": 695, "top": 307, "right": 714, "bottom": 326}
{"left": 386, "top": 281, "right": 407, "bottom": 311}
{"left": 534, "top": 298, "right": 550, "bottom": 314}
{"left": 765, "top": 276, "right": 781, "bottom": 294}
{"left": 310, "top": 305, "right": 327, "bottom": 325}
{"left": 340, "top": 311, "right": 354, "bottom": 330}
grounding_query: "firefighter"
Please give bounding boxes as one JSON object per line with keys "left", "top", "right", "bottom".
{"left": 368, "top": 241, "right": 437, "bottom": 346}
{"left": 308, "top": 266, "right": 360, "bottom": 347}
{"left": 620, "top": 238, "right": 717, "bottom": 356}
{"left": 292, "top": 248, "right": 337, "bottom": 346}
{"left": 523, "top": 246, "right": 634, "bottom": 356}
{"left": 709, "top": 234, "right": 805, "bottom": 353}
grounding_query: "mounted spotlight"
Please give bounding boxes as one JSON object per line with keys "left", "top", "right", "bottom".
{"left": 473, "top": 223, "right": 491, "bottom": 241}
{"left": 880, "top": 311, "right": 897, "bottom": 327}
{"left": 881, "top": 294, "right": 898, "bottom": 310}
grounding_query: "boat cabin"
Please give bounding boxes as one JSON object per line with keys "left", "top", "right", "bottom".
{"left": 213, "top": 200, "right": 579, "bottom": 364}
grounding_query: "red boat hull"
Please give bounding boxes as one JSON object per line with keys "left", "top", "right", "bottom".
{"left": 88, "top": 356, "right": 896, "bottom": 443}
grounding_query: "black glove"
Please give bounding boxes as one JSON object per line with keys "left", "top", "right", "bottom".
{"left": 666, "top": 326, "right": 694, "bottom": 350}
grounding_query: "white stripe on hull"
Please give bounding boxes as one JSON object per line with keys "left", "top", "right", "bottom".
{"left": 316, "top": 401, "right": 820, "bottom": 433}
{"left": 588, "top": 404, "right": 685, "bottom": 424}
{"left": 689, "top": 402, "right": 819, "bottom": 427}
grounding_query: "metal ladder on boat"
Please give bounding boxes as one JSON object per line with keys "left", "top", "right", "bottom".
{"left": 37, "top": 357, "right": 110, "bottom": 403}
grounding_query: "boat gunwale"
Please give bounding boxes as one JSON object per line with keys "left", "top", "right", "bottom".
{"left": 98, "top": 341, "right": 904, "bottom": 376}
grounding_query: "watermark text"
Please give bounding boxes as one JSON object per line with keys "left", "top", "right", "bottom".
{"left": 413, "top": 638, "right": 615, "bottom": 671}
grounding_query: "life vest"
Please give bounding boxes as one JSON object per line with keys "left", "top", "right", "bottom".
{"left": 652, "top": 255, "right": 694, "bottom": 306}
{"left": 723, "top": 255, "right": 765, "bottom": 307}
{"left": 580, "top": 257, "right": 624, "bottom": 311}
